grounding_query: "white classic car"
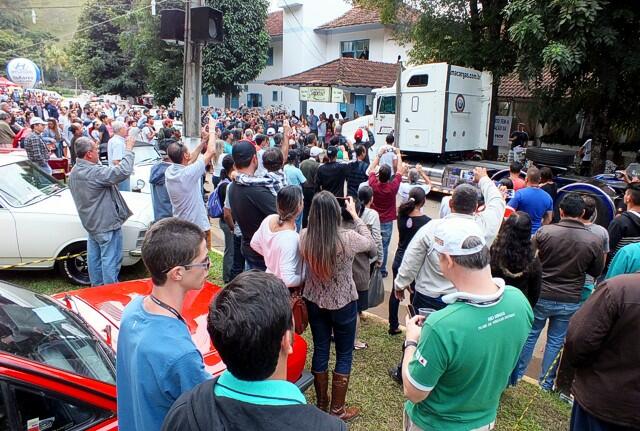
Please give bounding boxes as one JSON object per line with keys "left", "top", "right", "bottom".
{"left": 0, "top": 153, "right": 154, "bottom": 285}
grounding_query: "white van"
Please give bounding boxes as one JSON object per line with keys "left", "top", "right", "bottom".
{"left": 344, "top": 63, "right": 493, "bottom": 155}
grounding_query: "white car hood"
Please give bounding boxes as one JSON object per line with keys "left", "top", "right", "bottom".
{"left": 17, "top": 189, "right": 153, "bottom": 225}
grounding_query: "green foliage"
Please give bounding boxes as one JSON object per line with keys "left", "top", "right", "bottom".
{"left": 70, "top": 0, "right": 146, "bottom": 96}
{"left": 0, "top": 0, "right": 53, "bottom": 72}
{"left": 202, "top": 0, "right": 270, "bottom": 103}
{"left": 505, "top": 0, "right": 640, "bottom": 161}
{"left": 120, "top": 0, "right": 184, "bottom": 106}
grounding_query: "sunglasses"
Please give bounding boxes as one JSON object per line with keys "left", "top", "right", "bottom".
{"left": 163, "top": 255, "right": 210, "bottom": 273}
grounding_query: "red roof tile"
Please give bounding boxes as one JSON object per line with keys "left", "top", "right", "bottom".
{"left": 266, "top": 10, "right": 283, "bottom": 37}
{"left": 498, "top": 71, "right": 554, "bottom": 99}
{"left": 316, "top": 6, "right": 381, "bottom": 30}
{"left": 266, "top": 57, "right": 399, "bottom": 88}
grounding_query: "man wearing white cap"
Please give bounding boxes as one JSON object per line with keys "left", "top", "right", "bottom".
{"left": 401, "top": 218, "right": 533, "bottom": 431}
{"left": 24, "top": 117, "right": 53, "bottom": 175}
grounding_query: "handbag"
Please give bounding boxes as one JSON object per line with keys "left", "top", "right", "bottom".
{"left": 368, "top": 266, "right": 384, "bottom": 308}
{"left": 289, "top": 286, "right": 308, "bottom": 335}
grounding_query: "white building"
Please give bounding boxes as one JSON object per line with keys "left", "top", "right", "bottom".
{"left": 205, "top": 1, "right": 412, "bottom": 116}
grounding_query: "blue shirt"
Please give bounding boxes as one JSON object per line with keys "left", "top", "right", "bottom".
{"left": 116, "top": 296, "right": 210, "bottom": 431}
{"left": 508, "top": 187, "right": 554, "bottom": 234}
{"left": 214, "top": 371, "right": 306, "bottom": 406}
{"left": 284, "top": 164, "right": 307, "bottom": 186}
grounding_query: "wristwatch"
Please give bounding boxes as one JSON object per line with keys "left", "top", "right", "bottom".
{"left": 403, "top": 340, "right": 418, "bottom": 350}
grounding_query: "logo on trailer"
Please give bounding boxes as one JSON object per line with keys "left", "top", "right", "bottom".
{"left": 455, "top": 94, "right": 465, "bottom": 112}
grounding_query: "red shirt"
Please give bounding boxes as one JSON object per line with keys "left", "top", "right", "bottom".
{"left": 512, "top": 176, "right": 526, "bottom": 191}
{"left": 369, "top": 172, "right": 402, "bottom": 223}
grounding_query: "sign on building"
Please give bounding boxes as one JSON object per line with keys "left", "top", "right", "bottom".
{"left": 299, "top": 87, "right": 331, "bottom": 102}
{"left": 331, "top": 88, "right": 344, "bottom": 103}
{"left": 493, "top": 116, "right": 513, "bottom": 147}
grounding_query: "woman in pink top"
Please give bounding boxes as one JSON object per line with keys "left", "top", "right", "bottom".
{"left": 250, "top": 185, "right": 304, "bottom": 288}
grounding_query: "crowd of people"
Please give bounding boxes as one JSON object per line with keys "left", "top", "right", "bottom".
{"left": 3, "top": 90, "right": 638, "bottom": 430}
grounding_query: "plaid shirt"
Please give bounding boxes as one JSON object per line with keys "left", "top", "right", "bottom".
{"left": 24, "top": 132, "right": 50, "bottom": 165}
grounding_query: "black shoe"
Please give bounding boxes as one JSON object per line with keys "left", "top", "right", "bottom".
{"left": 388, "top": 367, "right": 402, "bottom": 384}
{"left": 388, "top": 328, "right": 402, "bottom": 336}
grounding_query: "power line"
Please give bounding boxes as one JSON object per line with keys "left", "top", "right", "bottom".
{"left": 4, "top": 0, "right": 175, "bottom": 56}
{"left": 280, "top": 0, "right": 326, "bottom": 63}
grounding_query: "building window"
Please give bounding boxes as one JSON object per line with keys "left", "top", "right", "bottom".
{"left": 407, "top": 74, "right": 429, "bottom": 87}
{"left": 272, "top": 91, "right": 278, "bottom": 102}
{"left": 340, "top": 39, "right": 369, "bottom": 60}
{"left": 266, "top": 47, "right": 274, "bottom": 66}
{"left": 247, "top": 93, "right": 262, "bottom": 108}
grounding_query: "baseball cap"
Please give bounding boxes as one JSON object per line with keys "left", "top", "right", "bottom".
{"left": 30, "top": 117, "right": 46, "bottom": 126}
{"left": 310, "top": 146, "right": 324, "bottom": 158}
{"left": 354, "top": 128, "right": 363, "bottom": 140}
{"left": 326, "top": 145, "right": 338, "bottom": 158}
{"left": 267, "top": 127, "right": 276, "bottom": 136}
{"left": 232, "top": 140, "right": 257, "bottom": 165}
{"left": 432, "top": 218, "right": 485, "bottom": 256}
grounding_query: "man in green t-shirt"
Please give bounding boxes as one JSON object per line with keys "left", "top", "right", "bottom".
{"left": 401, "top": 219, "right": 533, "bottom": 431}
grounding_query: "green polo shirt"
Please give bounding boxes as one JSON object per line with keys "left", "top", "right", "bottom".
{"left": 405, "top": 285, "right": 533, "bottom": 431}
{"left": 213, "top": 371, "right": 306, "bottom": 406}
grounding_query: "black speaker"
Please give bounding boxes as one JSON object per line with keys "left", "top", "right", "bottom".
{"left": 160, "top": 9, "right": 185, "bottom": 43}
{"left": 191, "top": 6, "right": 224, "bottom": 43}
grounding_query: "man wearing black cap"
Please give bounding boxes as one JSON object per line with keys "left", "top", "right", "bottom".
{"left": 228, "top": 140, "right": 277, "bottom": 271}
{"left": 316, "top": 145, "right": 351, "bottom": 198}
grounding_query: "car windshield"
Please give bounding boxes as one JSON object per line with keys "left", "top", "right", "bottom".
{"left": 0, "top": 161, "right": 65, "bottom": 207}
{"left": 0, "top": 283, "right": 115, "bottom": 385}
{"left": 133, "top": 145, "right": 161, "bottom": 164}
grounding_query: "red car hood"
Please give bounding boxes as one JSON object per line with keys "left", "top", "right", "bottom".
{"left": 52, "top": 279, "right": 307, "bottom": 384}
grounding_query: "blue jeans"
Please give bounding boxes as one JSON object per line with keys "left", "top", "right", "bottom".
{"left": 219, "top": 219, "right": 234, "bottom": 283}
{"left": 307, "top": 300, "right": 358, "bottom": 375}
{"left": 512, "top": 298, "right": 581, "bottom": 390}
{"left": 87, "top": 229, "right": 123, "bottom": 286}
{"left": 231, "top": 234, "right": 245, "bottom": 280}
{"left": 118, "top": 177, "right": 131, "bottom": 192}
{"left": 570, "top": 400, "right": 637, "bottom": 431}
{"left": 380, "top": 221, "right": 393, "bottom": 276}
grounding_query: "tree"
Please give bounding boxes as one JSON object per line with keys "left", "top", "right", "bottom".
{"left": 70, "top": 0, "right": 146, "bottom": 96}
{"left": 120, "top": 0, "right": 184, "bottom": 106}
{"left": 354, "top": 0, "right": 516, "bottom": 153}
{"left": 0, "top": 0, "right": 52, "bottom": 72}
{"left": 42, "top": 45, "right": 71, "bottom": 85}
{"left": 202, "top": 0, "right": 270, "bottom": 108}
{"left": 505, "top": 0, "right": 640, "bottom": 173}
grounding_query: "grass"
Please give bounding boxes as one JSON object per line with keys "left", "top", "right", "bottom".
{"left": 5, "top": 253, "right": 570, "bottom": 430}
{"left": 301, "top": 316, "right": 571, "bottom": 431}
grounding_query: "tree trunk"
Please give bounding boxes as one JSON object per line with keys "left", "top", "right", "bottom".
{"left": 224, "top": 93, "right": 231, "bottom": 109}
{"left": 590, "top": 112, "right": 610, "bottom": 175}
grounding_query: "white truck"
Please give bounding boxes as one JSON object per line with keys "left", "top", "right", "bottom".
{"left": 343, "top": 62, "right": 499, "bottom": 193}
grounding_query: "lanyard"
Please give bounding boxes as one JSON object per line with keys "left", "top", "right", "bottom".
{"left": 149, "top": 295, "right": 185, "bottom": 324}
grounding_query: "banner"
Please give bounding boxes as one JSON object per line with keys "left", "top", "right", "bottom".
{"left": 493, "top": 116, "right": 513, "bottom": 147}
{"left": 299, "top": 87, "right": 331, "bottom": 102}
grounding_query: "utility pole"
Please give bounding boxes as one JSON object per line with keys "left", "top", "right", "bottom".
{"left": 182, "top": 0, "right": 204, "bottom": 145}
{"left": 394, "top": 56, "right": 403, "bottom": 146}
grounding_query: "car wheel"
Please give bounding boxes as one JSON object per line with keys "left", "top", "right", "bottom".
{"left": 56, "top": 243, "right": 91, "bottom": 286}
{"left": 556, "top": 183, "right": 617, "bottom": 228}
{"left": 525, "top": 147, "right": 576, "bottom": 167}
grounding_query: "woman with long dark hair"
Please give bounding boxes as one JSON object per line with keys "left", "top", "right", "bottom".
{"left": 251, "top": 185, "right": 304, "bottom": 287}
{"left": 300, "top": 191, "right": 374, "bottom": 421}
{"left": 389, "top": 187, "right": 431, "bottom": 335}
{"left": 490, "top": 211, "right": 541, "bottom": 308}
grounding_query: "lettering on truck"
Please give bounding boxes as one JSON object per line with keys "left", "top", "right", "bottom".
{"left": 449, "top": 69, "right": 481, "bottom": 80}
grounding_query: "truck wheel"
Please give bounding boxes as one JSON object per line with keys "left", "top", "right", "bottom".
{"left": 525, "top": 147, "right": 575, "bottom": 167}
{"left": 56, "top": 243, "right": 91, "bottom": 286}
{"left": 556, "top": 183, "right": 617, "bottom": 228}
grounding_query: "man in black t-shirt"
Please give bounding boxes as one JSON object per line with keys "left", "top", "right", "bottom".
{"left": 98, "top": 114, "right": 111, "bottom": 157}
{"left": 509, "top": 123, "right": 528, "bottom": 149}
{"left": 228, "top": 141, "right": 277, "bottom": 271}
{"left": 316, "top": 145, "right": 351, "bottom": 198}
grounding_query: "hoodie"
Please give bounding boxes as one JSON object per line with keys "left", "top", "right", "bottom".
{"left": 161, "top": 377, "right": 346, "bottom": 431}
{"left": 607, "top": 210, "right": 640, "bottom": 263}
{"left": 150, "top": 161, "right": 172, "bottom": 221}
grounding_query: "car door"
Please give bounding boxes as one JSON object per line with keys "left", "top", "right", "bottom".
{"left": 0, "top": 380, "right": 115, "bottom": 431}
{"left": 0, "top": 197, "right": 21, "bottom": 267}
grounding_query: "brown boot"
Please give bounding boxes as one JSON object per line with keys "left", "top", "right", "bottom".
{"left": 312, "top": 370, "right": 330, "bottom": 412}
{"left": 330, "top": 371, "right": 360, "bottom": 421}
